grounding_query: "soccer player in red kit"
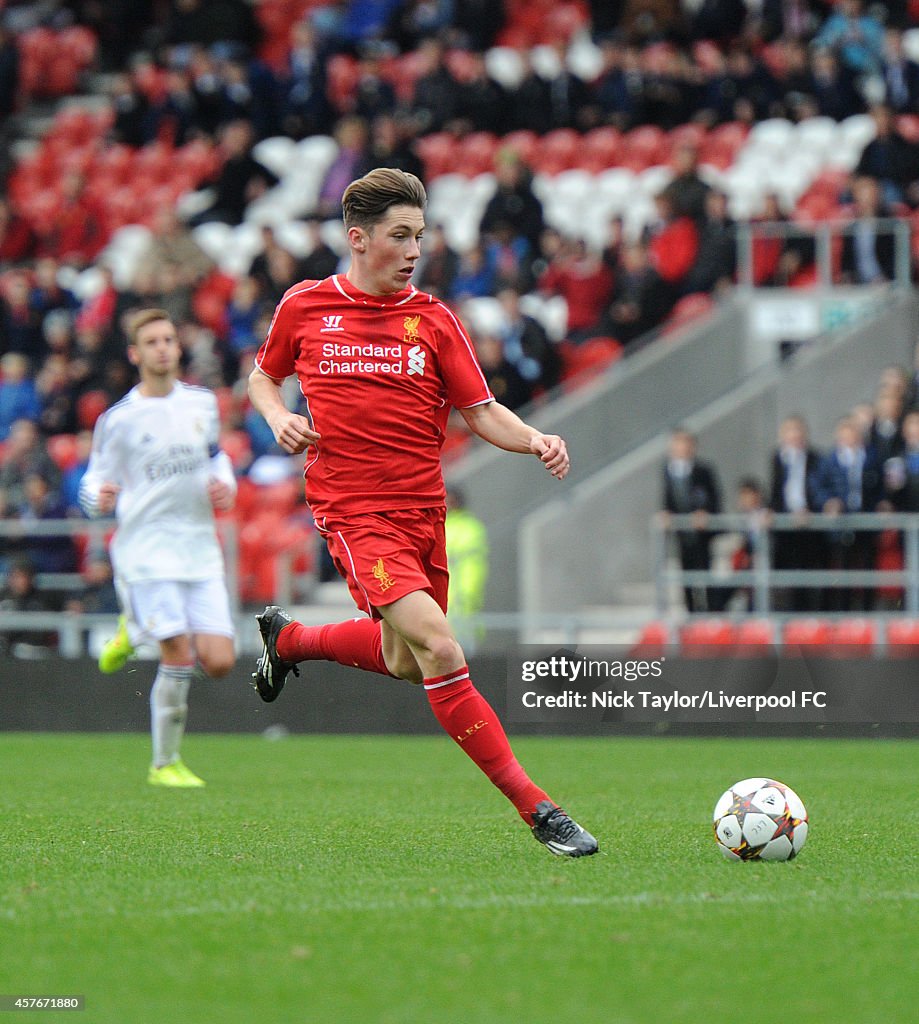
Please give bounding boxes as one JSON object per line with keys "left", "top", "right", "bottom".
{"left": 248, "top": 168, "right": 597, "bottom": 857}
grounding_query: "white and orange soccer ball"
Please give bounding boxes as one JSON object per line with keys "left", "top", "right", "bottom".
{"left": 712, "top": 778, "right": 809, "bottom": 861}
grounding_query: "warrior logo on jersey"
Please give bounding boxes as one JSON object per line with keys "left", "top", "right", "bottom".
{"left": 371, "top": 557, "right": 396, "bottom": 592}
{"left": 320, "top": 315, "right": 345, "bottom": 333}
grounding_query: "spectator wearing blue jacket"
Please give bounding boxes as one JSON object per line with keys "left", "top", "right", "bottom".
{"left": 814, "top": 415, "right": 885, "bottom": 611}
{"left": 813, "top": 0, "right": 885, "bottom": 77}
{"left": 0, "top": 354, "right": 41, "bottom": 441}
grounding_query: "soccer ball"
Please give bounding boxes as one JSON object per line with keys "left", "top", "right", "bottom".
{"left": 712, "top": 778, "right": 808, "bottom": 861}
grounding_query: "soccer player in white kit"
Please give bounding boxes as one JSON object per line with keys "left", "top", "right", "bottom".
{"left": 80, "top": 309, "right": 237, "bottom": 787}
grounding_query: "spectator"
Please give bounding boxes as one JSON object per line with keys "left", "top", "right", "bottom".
{"left": 367, "top": 113, "right": 425, "bottom": 180}
{"left": 29, "top": 258, "right": 78, "bottom": 321}
{"left": 599, "top": 240, "right": 670, "bottom": 346}
{"left": 593, "top": 37, "right": 641, "bottom": 130}
{"left": 226, "top": 275, "right": 264, "bottom": 356}
{"left": 387, "top": 0, "right": 455, "bottom": 53}
{"left": 65, "top": 550, "right": 120, "bottom": 617}
{"left": 685, "top": 190, "right": 736, "bottom": 296}
{"left": 813, "top": 0, "right": 885, "bottom": 78}
{"left": 163, "top": 0, "right": 260, "bottom": 49}
{"left": 660, "top": 428, "right": 723, "bottom": 613}
{"left": 75, "top": 266, "right": 119, "bottom": 336}
{"left": 540, "top": 39, "right": 593, "bottom": 132}
{"left": 191, "top": 120, "right": 280, "bottom": 226}
{"left": 483, "top": 220, "right": 533, "bottom": 292}
{"left": 881, "top": 29, "right": 919, "bottom": 114}
{"left": 450, "top": 242, "right": 496, "bottom": 300}
{"left": 814, "top": 415, "right": 884, "bottom": 611}
{"left": 281, "top": 20, "right": 331, "bottom": 140}
{"left": 497, "top": 288, "right": 561, "bottom": 395}
{"left": 768, "top": 414, "right": 824, "bottom": 612}
{"left": 0, "top": 198, "right": 37, "bottom": 267}
{"left": 60, "top": 430, "right": 94, "bottom": 517}
{"left": 806, "top": 48, "right": 865, "bottom": 122}
{"left": 108, "top": 70, "right": 154, "bottom": 147}
{"left": 724, "top": 476, "right": 768, "bottom": 613}
{"left": 353, "top": 44, "right": 398, "bottom": 123}
{"left": 0, "top": 353, "right": 41, "bottom": 440}
{"left": 664, "top": 144, "right": 711, "bottom": 224}
{"left": 17, "top": 474, "right": 77, "bottom": 574}
{"left": 0, "top": 24, "right": 20, "bottom": 120}
{"left": 538, "top": 237, "right": 614, "bottom": 343}
{"left": 840, "top": 176, "right": 897, "bottom": 284}
{"left": 248, "top": 226, "right": 300, "bottom": 299}
{"left": 870, "top": 389, "right": 905, "bottom": 466}
{"left": 36, "top": 172, "right": 101, "bottom": 265}
{"left": 689, "top": 0, "right": 747, "bottom": 44}
{"left": 854, "top": 104, "right": 919, "bottom": 207}
{"left": 299, "top": 219, "right": 341, "bottom": 281}
{"left": 0, "top": 419, "right": 61, "bottom": 509}
{"left": 1, "top": 271, "right": 43, "bottom": 359}
{"left": 479, "top": 154, "right": 544, "bottom": 256}
{"left": 452, "top": 0, "right": 507, "bottom": 51}
{"left": 886, "top": 410, "right": 919, "bottom": 510}
{"left": 456, "top": 51, "right": 510, "bottom": 135}
{"left": 512, "top": 50, "right": 554, "bottom": 134}
{"left": 0, "top": 557, "right": 58, "bottom": 656}
{"left": 415, "top": 223, "right": 460, "bottom": 299}
{"left": 473, "top": 332, "right": 532, "bottom": 410}
{"left": 757, "top": 0, "right": 827, "bottom": 44}
{"left": 646, "top": 191, "right": 698, "bottom": 300}
{"left": 411, "top": 37, "right": 461, "bottom": 134}
{"left": 316, "top": 116, "right": 372, "bottom": 220}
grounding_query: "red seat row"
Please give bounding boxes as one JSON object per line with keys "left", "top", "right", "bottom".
{"left": 636, "top": 617, "right": 919, "bottom": 656}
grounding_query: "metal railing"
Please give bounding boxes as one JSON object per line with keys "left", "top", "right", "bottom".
{"left": 735, "top": 218, "right": 913, "bottom": 289}
{"left": 652, "top": 511, "right": 918, "bottom": 615}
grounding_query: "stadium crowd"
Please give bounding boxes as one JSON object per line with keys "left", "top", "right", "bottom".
{"left": 1, "top": 0, "right": 919, "bottom": 634}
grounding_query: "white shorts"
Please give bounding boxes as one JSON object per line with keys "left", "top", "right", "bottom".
{"left": 120, "top": 577, "right": 236, "bottom": 643}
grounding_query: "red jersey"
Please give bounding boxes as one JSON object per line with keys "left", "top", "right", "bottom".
{"left": 256, "top": 274, "right": 493, "bottom": 517}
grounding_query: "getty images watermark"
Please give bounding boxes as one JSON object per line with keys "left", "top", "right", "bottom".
{"left": 506, "top": 646, "right": 919, "bottom": 724}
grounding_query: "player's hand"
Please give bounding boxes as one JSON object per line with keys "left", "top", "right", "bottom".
{"left": 269, "top": 411, "right": 321, "bottom": 454}
{"left": 97, "top": 482, "right": 120, "bottom": 515}
{"left": 530, "top": 433, "right": 569, "bottom": 480}
{"left": 207, "top": 478, "right": 235, "bottom": 511}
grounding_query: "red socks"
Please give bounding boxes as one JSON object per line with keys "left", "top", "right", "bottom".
{"left": 424, "top": 666, "right": 550, "bottom": 824}
{"left": 276, "top": 617, "right": 393, "bottom": 677}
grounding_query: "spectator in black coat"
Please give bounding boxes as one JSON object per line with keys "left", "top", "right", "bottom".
{"left": 855, "top": 104, "right": 919, "bottom": 206}
{"left": 411, "top": 37, "right": 461, "bottom": 133}
{"left": 769, "top": 415, "right": 824, "bottom": 611}
{"left": 660, "top": 428, "right": 724, "bottom": 613}
{"left": 479, "top": 155, "right": 545, "bottom": 256}
{"left": 0, "top": 557, "right": 58, "bottom": 655}
{"left": 685, "top": 190, "right": 736, "bottom": 295}
{"left": 191, "top": 120, "right": 279, "bottom": 226}
{"left": 839, "top": 176, "right": 898, "bottom": 284}
{"left": 886, "top": 410, "right": 919, "bottom": 510}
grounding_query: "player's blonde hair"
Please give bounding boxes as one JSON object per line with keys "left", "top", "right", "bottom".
{"left": 126, "top": 308, "right": 173, "bottom": 345}
{"left": 342, "top": 168, "right": 427, "bottom": 230}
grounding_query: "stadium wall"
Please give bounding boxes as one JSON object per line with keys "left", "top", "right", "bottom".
{"left": 2, "top": 656, "right": 914, "bottom": 737}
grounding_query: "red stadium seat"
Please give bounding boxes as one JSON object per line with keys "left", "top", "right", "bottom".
{"left": 680, "top": 618, "right": 736, "bottom": 657}
{"left": 559, "top": 337, "right": 623, "bottom": 386}
{"left": 532, "top": 129, "right": 581, "bottom": 175}
{"left": 632, "top": 620, "right": 671, "bottom": 656}
{"left": 415, "top": 133, "right": 456, "bottom": 179}
{"left": 663, "top": 293, "right": 714, "bottom": 335}
{"left": 782, "top": 618, "right": 833, "bottom": 650}
{"left": 579, "top": 127, "right": 622, "bottom": 173}
{"left": 830, "top": 618, "right": 876, "bottom": 657}
{"left": 453, "top": 132, "right": 499, "bottom": 177}
{"left": 729, "top": 614, "right": 774, "bottom": 647}
{"left": 886, "top": 619, "right": 919, "bottom": 655}
{"left": 501, "top": 130, "right": 540, "bottom": 165}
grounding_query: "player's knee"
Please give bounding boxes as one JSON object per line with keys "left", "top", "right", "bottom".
{"left": 200, "top": 651, "right": 235, "bottom": 678}
{"left": 424, "top": 633, "right": 464, "bottom": 671}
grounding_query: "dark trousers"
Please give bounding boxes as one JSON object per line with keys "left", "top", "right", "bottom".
{"left": 773, "top": 528, "right": 825, "bottom": 612}
{"left": 825, "top": 530, "right": 877, "bottom": 612}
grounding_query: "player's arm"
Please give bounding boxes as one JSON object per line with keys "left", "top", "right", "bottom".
{"left": 78, "top": 416, "right": 121, "bottom": 517}
{"left": 248, "top": 366, "right": 320, "bottom": 455}
{"left": 459, "top": 401, "right": 570, "bottom": 480}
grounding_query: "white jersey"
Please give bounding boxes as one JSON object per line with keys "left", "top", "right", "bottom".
{"left": 80, "top": 382, "right": 236, "bottom": 584}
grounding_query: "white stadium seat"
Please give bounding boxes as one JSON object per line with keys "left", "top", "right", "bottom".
{"left": 252, "top": 136, "right": 298, "bottom": 177}
{"left": 484, "top": 47, "right": 525, "bottom": 89}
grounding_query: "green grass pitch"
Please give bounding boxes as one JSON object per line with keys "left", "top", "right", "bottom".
{"left": 1, "top": 734, "right": 916, "bottom": 1023}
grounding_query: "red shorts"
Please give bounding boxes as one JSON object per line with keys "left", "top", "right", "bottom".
{"left": 316, "top": 507, "right": 448, "bottom": 619}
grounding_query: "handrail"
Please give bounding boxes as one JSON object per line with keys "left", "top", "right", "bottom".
{"left": 652, "top": 511, "right": 919, "bottom": 614}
